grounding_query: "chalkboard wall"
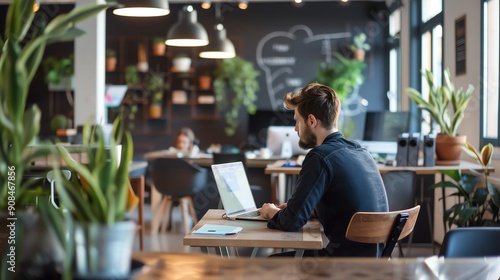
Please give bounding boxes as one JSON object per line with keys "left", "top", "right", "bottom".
{"left": 106, "top": 1, "right": 389, "bottom": 112}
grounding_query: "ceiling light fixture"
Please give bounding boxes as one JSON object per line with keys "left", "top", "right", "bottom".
{"left": 113, "top": 0, "right": 170, "bottom": 17}
{"left": 201, "top": 1, "right": 211, "bottom": 10}
{"left": 238, "top": 1, "right": 248, "bottom": 10}
{"left": 199, "top": 24, "right": 236, "bottom": 59}
{"left": 166, "top": 5, "right": 209, "bottom": 47}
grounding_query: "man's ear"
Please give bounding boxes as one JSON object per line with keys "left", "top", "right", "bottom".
{"left": 308, "top": 114, "right": 317, "bottom": 127}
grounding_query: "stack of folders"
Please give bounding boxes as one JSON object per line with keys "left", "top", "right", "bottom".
{"left": 192, "top": 224, "right": 242, "bottom": 236}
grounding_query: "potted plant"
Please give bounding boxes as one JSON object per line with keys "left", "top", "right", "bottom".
{"left": 46, "top": 116, "right": 137, "bottom": 278}
{"left": 145, "top": 70, "right": 165, "bottom": 118}
{"left": 0, "top": 0, "right": 114, "bottom": 276}
{"left": 314, "top": 52, "right": 366, "bottom": 102}
{"left": 123, "top": 65, "right": 141, "bottom": 128}
{"left": 105, "top": 48, "right": 117, "bottom": 72}
{"left": 43, "top": 54, "right": 74, "bottom": 91}
{"left": 172, "top": 53, "right": 192, "bottom": 72}
{"left": 213, "top": 56, "right": 259, "bottom": 136}
{"left": 432, "top": 142, "right": 499, "bottom": 230}
{"left": 198, "top": 69, "right": 213, "bottom": 90}
{"left": 406, "top": 68, "right": 474, "bottom": 162}
{"left": 50, "top": 114, "right": 76, "bottom": 142}
{"left": 350, "top": 32, "right": 371, "bottom": 62}
{"left": 151, "top": 36, "right": 166, "bottom": 56}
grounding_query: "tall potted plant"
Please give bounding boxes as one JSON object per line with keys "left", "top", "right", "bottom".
{"left": 145, "top": 70, "right": 164, "bottom": 119}
{"left": 0, "top": 0, "right": 115, "bottom": 276}
{"left": 213, "top": 56, "right": 259, "bottom": 136}
{"left": 406, "top": 68, "right": 474, "bottom": 163}
{"left": 46, "top": 116, "right": 136, "bottom": 279}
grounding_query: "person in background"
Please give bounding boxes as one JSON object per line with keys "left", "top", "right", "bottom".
{"left": 171, "top": 127, "right": 199, "bottom": 157}
{"left": 259, "top": 83, "right": 389, "bottom": 257}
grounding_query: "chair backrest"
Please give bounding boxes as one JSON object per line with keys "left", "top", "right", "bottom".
{"left": 381, "top": 171, "right": 417, "bottom": 211}
{"left": 345, "top": 205, "right": 420, "bottom": 258}
{"left": 149, "top": 158, "right": 207, "bottom": 198}
{"left": 439, "top": 227, "right": 500, "bottom": 258}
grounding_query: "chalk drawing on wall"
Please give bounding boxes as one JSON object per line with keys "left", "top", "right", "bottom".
{"left": 256, "top": 25, "right": 350, "bottom": 110}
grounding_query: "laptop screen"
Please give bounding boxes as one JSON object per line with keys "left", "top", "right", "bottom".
{"left": 211, "top": 162, "right": 257, "bottom": 215}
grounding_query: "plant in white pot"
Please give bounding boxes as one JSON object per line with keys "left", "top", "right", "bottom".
{"left": 0, "top": 0, "right": 114, "bottom": 277}
{"left": 46, "top": 115, "right": 137, "bottom": 279}
{"left": 406, "top": 68, "right": 474, "bottom": 163}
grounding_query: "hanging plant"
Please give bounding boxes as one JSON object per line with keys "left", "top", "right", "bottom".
{"left": 213, "top": 56, "right": 259, "bottom": 136}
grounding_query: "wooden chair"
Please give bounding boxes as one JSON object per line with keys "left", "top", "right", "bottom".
{"left": 345, "top": 205, "right": 420, "bottom": 258}
{"left": 129, "top": 176, "right": 145, "bottom": 251}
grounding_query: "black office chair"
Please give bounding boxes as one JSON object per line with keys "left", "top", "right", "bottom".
{"left": 439, "top": 227, "right": 500, "bottom": 258}
{"left": 381, "top": 170, "right": 418, "bottom": 257}
{"left": 149, "top": 158, "right": 207, "bottom": 234}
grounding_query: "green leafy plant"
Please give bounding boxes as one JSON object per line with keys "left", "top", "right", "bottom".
{"left": 52, "top": 116, "right": 134, "bottom": 224}
{"left": 106, "top": 48, "right": 116, "bottom": 58}
{"left": 213, "top": 56, "right": 259, "bottom": 136}
{"left": 0, "top": 0, "right": 115, "bottom": 210}
{"left": 351, "top": 32, "right": 371, "bottom": 51}
{"left": 42, "top": 54, "right": 74, "bottom": 85}
{"left": 406, "top": 68, "right": 474, "bottom": 136}
{"left": 152, "top": 36, "right": 165, "bottom": 44}
{"left": 314, "top": 52, "right": 366, "bottom": 101}
{"left": 50, "top": 114, "right": 69, "bottom": 132}
{"left": 145, "top": 70, "right": 164, "bottom": 105}
{"left": 432, "top": 142, "right": 499, "bottom": 228}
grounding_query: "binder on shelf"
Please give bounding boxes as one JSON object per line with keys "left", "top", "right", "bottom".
{"left": 396, "top": 133, "right": 409, "bottom": 166}
{"left": 423, "top": 134, "right": 436, "bottom": 167}
{"left": 407, "top": 133, "right": 420, "bottom": 166}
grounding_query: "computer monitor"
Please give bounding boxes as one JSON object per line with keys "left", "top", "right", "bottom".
{"left": 248, "top": 110, "right": 296, "bottom": 148}
{"left": 105, "top": 85, "right": 128, "bottom": 108}
{"left": 361, "top": 111, "right": 410, "bottom": 155}
{"left": 266, "top": 126, "right": 308, "bottom": 158}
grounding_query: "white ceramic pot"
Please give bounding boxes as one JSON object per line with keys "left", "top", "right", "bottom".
{"left": 173, "top": 57, "right": 191, "bottom": 72}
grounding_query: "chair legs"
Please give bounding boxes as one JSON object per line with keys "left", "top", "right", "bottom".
{"left": 151, "top": 195, "right": 197, "bottom": 234}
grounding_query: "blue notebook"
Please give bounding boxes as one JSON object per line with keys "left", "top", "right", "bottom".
{"left": 192, "top": 224, "right": 242, "bottom": 236}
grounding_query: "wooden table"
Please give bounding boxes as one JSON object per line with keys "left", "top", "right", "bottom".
{"left": 131, "top": 252, "right": 500, "bottom": 280}
{"left": 183, "top": 209, "right": 323, "bottom": 258}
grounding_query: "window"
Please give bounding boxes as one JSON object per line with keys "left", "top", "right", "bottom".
{"left": 482, "top": 0, "right": 500, "bottom": 146}
{"left": 388, "top": 2, "right": 402, "bottom": 112}
{"left": 409, "top": 0, "right": 443, "bottom": 134}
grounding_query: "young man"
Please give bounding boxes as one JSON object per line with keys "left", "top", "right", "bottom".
{"left": 259, "top": 83, "right": 388, "bottom": 257}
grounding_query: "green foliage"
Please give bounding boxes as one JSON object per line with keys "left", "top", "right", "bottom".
{"left": 432, "top": 143, "right": 499, "bottom": 228}
{"left": 125, "top": 65, "right": 140, "bottom": 86}
{"left": 53, "top": 116, "right": 133, "bottom": 224}
{"left": 213, "top": 56, "right": 259, "bottom": 136}
{"left": 42, "top": 54, "right": 74, "bottom": 84}
{"left": 0, "top": 0, "right": 116, "bottom": 209}
{"left": 351, "top": 32, "right": 371, "bottom": 51}
{"left": 406, "top": 68, "right": 474, "bottom": 136}
{"left": 145, "top": 70, "right": 164, "bottom": 105}
{"left": 152, "top": 36, "right": 165, "bottom": 44}
{"left": 50, "top": 114, "right": 68, "bottom": 131}
{"left": 314, "top": 52, "right": 366, "bottom": 101}
{"left": 106, "top": 48, "right": 116, "bottom": 58}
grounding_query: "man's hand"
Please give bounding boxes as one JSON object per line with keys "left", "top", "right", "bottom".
{"left": 259, "top": 203, "right": 283, "bottom": 219}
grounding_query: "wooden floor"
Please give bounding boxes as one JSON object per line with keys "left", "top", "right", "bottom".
{"left": 131, "top": 204, "right": 439, "bottom": 258}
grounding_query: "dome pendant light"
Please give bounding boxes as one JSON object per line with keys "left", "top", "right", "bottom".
{"left": 199, "top": 24, "right": 236, "bottom": 59}
{"left": 166, "top": 5, "right": 209, "bottom": 47}
{"left": 113, "top": 0, "right": 170, "bottom": 17}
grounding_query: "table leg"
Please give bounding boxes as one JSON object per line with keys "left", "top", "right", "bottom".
{"left": 215, "top": 246, "right": 230, "bottom": 257}
{"left": 294, "top": 249, "right": 304, "bottom": 258}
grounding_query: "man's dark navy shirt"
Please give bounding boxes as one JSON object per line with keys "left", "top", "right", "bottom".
{"left": 267, "top": 131, "right": 389, "bottom": 256}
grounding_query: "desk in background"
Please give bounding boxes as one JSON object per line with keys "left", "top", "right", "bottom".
{"left": 183, "top": 209, "right": 323, "bottom": 258}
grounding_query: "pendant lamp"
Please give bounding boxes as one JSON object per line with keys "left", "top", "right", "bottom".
{"left": 166, "top": 5, "right": 209, "bottom": 47}
{"left": 199, "top": 24, "right": 236, "bottom": 59}
{"left": 113, "top": 0, "right": 170, "bottom": 17}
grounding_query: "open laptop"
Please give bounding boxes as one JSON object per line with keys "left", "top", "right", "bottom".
{"left": 211, "top": 161, "right": 268, "bottom": 221}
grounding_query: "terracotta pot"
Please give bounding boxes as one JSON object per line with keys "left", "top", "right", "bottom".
{"left": 435, "top": 134, "right": 467, "bottom": 163}
{"left": 106, "top": 57, "right": 117, "bottom": 72}
{"left": 352, "top": 49, "right": 366, "bottom": 62}
{"left": 149, "top": 104, "right": 162, "bottom": 119}
{"left": 152, "top": 43, "right": 166, "bottom": 56}
{"left": 198, "top": 75, "right": 212, "bottom": 90}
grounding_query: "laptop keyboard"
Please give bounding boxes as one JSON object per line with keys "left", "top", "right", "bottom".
{"left": 237, "top": 210, "right": 261, "bottom": 218}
